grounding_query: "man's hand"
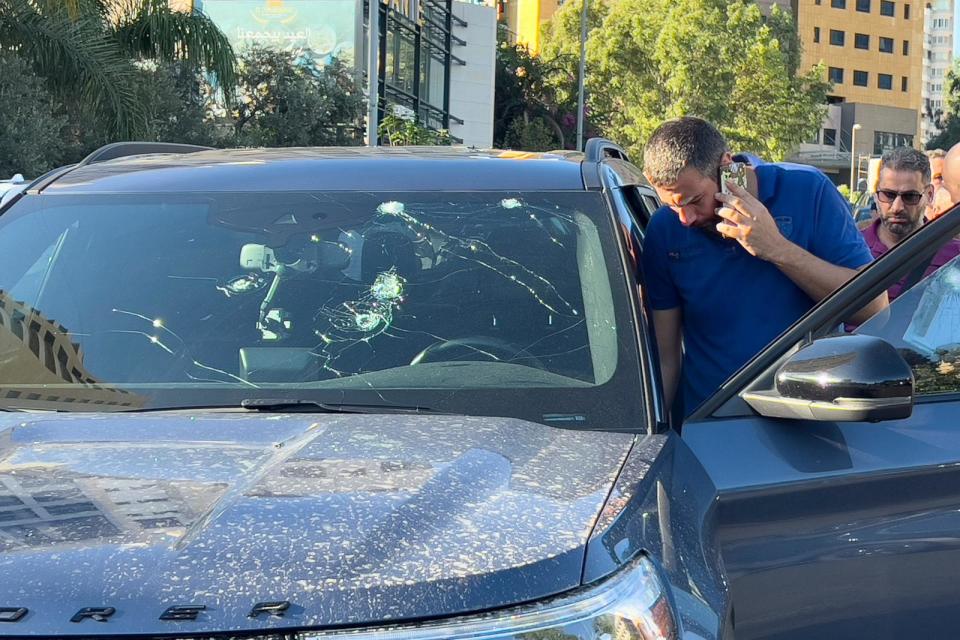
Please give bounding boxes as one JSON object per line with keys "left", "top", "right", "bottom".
{"left": 715, "top": 182, "right": 788, "bottom": 261}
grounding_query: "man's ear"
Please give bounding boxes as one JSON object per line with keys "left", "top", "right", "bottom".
{"left": 718, "top": 152, "right": 734, "bottom": 167}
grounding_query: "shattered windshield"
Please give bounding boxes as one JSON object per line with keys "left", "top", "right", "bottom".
{"left": 0, "top": 191, "right": 642, "bottom": 427}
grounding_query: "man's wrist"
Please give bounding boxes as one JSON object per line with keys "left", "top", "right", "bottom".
{"left": 761, "top": 235, "right": 797, "bottom": 266}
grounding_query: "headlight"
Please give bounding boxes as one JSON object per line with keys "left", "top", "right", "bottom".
{"left": 302, "top": 555, "right": 677, "bottom": 640}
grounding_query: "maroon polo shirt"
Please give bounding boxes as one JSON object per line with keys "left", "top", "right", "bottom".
{"left": 861, "top": 218, "right": 960, "bottom": 301}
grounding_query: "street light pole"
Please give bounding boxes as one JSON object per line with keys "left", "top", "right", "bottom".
{"left": 367, "top": 0, "right": 380, "bottom": 147}
{"left": 575, "top": 0, "right": 588, "bottom": 152}
{"left": 849, "top": 123, "right": 862, "bottom": 193}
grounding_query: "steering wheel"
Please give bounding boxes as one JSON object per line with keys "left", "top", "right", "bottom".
{"left": 410, "top": 336, "right": 544, "bottom": 368}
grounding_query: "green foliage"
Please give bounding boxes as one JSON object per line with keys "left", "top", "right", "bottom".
{"left": 536, "top": 0, "right": 829, "bottom": 160}
{"left": 503, "top": 116, "right": 559, "bottom": 151}
{"left": 494, "top": 25, "right": 587, "bottom": 150}
{"left": 0, "top": 0, "right": 236, "bottom": 137}
{"left": 379, "top": 108, "right": 452, "bottom": 146}
{"left": 131, "top": 62, "right": 223, "bottom": 146}
{"left": 229, "top": 47, "right": 364, "bottom": 147}
{"left": 0, "top": 53, "right": 66, "bottom": 177}
{"left": 927, "top": 60, "right": 960, "bottom": 150}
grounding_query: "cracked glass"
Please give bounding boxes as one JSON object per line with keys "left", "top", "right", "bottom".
{"left": 0, "top": 191, "right": 644, "bottom": 428}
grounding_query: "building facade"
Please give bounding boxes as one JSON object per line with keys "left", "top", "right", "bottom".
{"left": 786, "top": 0, "right": 925, "bottom": 184}
{"left": 191, "top": 0, "right": 495, "bottom": 147}
{"left": 498, "top": 0, "right": 562, "bottom": 53}
{"left": 921, "top": 0, "right": 955, "bottom": 144}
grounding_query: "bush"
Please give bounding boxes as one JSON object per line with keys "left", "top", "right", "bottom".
{"left": 378, "top": 105, "right": 451, "bottom": 145}
{"left": 0, "top": 54, "right": 67, "bottom": 177}
{"left": 230, "top": 48, "right": 365, "bottom": 147}
{"left": 503, "top": 117, "right": 560, "bottom": 151}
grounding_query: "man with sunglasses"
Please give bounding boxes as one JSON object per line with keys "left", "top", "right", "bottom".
{"left": 861, "top": 147, "right": 960, "bottom": 301}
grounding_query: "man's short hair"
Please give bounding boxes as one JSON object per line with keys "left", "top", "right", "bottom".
{"left": 927, "top": 148, "right": 946, "bottom": 160}
{"left": 643, "top": 117, "right": 728, "bottom": 186}
{"left": 881, "top": 147, "right": 931, "bottom": 183}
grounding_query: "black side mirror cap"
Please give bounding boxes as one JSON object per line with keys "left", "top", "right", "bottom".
{"left": 742, "top": 335, "right": 914, "bottom": 422}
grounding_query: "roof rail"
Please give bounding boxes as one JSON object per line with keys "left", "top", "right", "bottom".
{"left": 79, "top": 142, "right": 213, "bottom": 166}
{"left": 584, "top": 138, "right": 630, "bottom": 163}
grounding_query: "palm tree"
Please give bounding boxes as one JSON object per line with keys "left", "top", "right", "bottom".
{"left": 0, "top": 0, "right": 235, "bottom": 137}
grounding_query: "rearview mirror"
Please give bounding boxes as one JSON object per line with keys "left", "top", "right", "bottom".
{"left": 742, "top": 335, "right": 913, "bottom": 422}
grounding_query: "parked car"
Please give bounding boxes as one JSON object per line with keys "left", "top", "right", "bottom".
{"left": 1, "top": 141, "right": 960, "bottom": 640}
{"left": 0, "top": 173, "right": 26, "bottom": 207}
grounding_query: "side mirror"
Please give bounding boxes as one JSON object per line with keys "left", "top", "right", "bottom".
{"left": 742, "top": 335, "right": 913, "bottom": 422}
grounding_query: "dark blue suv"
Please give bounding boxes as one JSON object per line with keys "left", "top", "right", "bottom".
{"left": 0, "top": 140, "right": 959, "bottom": 640}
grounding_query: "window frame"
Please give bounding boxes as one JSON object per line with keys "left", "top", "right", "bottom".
{"left": 880, "top": 0, "right": 895, "bottom": 16}
{"left": 879, "top": 36, "right": 894, "bottom": 53}
{"left": 830, "top": 29, "right": 846, "bottom": 46}
{"left": 853, "top": 70, "right": 869, "bottom": 87}
{"left": 855, "top": 33, "right": 870, "bottom": 49}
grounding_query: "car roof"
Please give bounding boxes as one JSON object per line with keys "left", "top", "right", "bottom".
{"left": 39, "top": 146, "right": 590, "bottom": 194}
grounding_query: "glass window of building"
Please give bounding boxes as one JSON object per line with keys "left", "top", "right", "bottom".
{"left": 879, "top": 37, "right": 894, "bottom": 53}
{"left": 823, "top": 128, "right": 838, "bottom": 146}
{"left": 902, "top": 40, "right": 909, "bottom": 55}
{"left": 854, "top": 70, "right": 869, "bottom": 86}
{"left": 878, "top": 73, "right": 894, "bottom": 90}
{"left": 874, "top": 131, "right": 913, "bottom": 154}
{"left": 831, "top": 0, "right": 846, "bottom": 7}
{"left": 855, "top": 33, "right": 870, "bottom": 49}
{"left": 829, "top": 67, "right": 845, "bottom": 84}
{"left": 856, "top": 0, "right": 871, "bottom": 11}
{"left": 880, "top": 0, "right": 895, "bottom": 16}
{"left": 904, "top": 2, "right": 910, "bottom": 18}
{"left": 814, "top": 26, "right": 821, "bottom": 43}
{"left": 902, "top": 76, "right": 908, "bottom": 92}
{"left": 830, "top": 29, "right": 846, "bottom": 46}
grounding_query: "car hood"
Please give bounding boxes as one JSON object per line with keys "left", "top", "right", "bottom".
{"left": 0, "top": 412, "right": 635, "bottom": 635}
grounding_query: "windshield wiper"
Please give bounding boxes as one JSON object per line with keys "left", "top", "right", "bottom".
{"left": 239, "top": 398, "right": 444, "bottom": 414}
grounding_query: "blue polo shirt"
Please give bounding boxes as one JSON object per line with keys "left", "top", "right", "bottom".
{"left": 641, "top": 160, "right": 873, "bottom": 416}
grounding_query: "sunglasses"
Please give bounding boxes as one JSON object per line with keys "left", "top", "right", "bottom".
{"left": 876, "top": 189, "right": 926, "bottom": 206}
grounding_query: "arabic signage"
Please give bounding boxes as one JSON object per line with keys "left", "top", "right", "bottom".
{"left": 197, "top": 0, "right": 360, "bottom": 69}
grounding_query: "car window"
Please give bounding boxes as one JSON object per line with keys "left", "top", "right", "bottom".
{"left": 0, "top": 191, "right": 645, "bottom": 428}
{"left": 856, "top": 254, "right": 960, "bottom": 396}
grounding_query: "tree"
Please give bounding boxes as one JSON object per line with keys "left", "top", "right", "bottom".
{"left": 230, "top": 47, "right": 364, "bottom": 147}
{"left": 540, "top": 0, "right": 829, "bottom": 161}
{"left": 0, "top": 0, "right": 235, "bottom": 137}
{"left": 0, "top": 53, "right": 66, "bottom": 177}
{"left": 494, "top": 25, "right": 589, "bottom": 150}
{"left": 927, "top": 60, "right": 960, "bottom": 150}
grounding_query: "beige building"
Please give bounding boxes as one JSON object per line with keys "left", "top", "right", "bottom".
{"left": 783, "top": 0, "right": 927, "bottom": 184}
{"left": 797, "top": 0, "right": 924, "bottom": 112}
{"left": 796, "top": 0, "right": 924, "bottom": 133}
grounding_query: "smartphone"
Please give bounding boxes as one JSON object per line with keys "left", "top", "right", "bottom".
{"left": 719, "top": 162, "right": 747, "bottom": 196}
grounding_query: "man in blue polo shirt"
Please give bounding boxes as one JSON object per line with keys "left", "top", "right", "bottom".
{"left": 641, "top": 117, "right": 887, "bottom": 417}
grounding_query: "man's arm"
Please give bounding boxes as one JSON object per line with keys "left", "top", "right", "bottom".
{"left": 715, "top": 184, "right": 888, "bottom": 325}
{"left": 652, "top": 307, "right": 682, "bottom": 411}
{"left": 766, "top": 242, "right": 888, "bottom": 324}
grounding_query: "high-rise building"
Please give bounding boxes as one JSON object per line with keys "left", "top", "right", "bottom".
{"left": 788, "top": 0, "right": 925, "bottom": 184}
{"left": 922, "top": 0, "right": 954, "bottom": 144}
{"left": 498, "top": 0, "right": 563, "bottom": 53}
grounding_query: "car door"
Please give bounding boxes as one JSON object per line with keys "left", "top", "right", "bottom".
{"left": 679, "top": 206, "right": 960, "bottom": 639}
